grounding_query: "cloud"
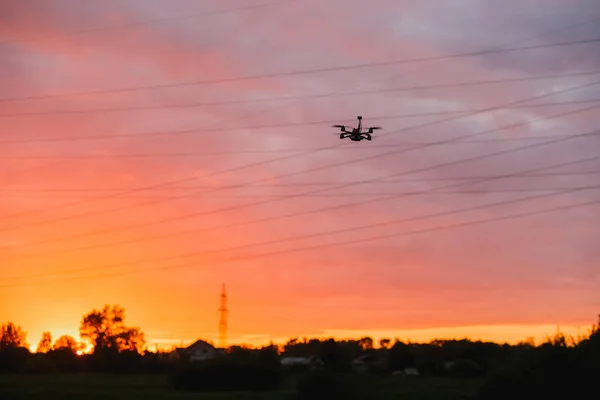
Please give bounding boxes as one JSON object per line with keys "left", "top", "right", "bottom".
{"left": 392, "top": 0, "right": 600, "bottom": 74}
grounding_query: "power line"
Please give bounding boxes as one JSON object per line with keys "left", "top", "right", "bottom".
{"left": 1, "top": 15, "right": 595, "bottom": 225}
{"left": 2, "top": 14, "right": 595, "bottom": 171}
{"left": 1, "top": 37, "right": 599, "bottom": 103}
{"left": 1, "top": 42, "right": 444, "bottom": 220}
{"left": 1, "top": 69, "right": 599, "bottom": 118}
{"left": 4, "top": 125, "right": 598, "bottom": 263}
{"left": 2, "top": 183, "right": 598, "bottom": 286}
{"left": 0, "top": 0, "right": 294, "bottom": 46}
{"left": 0, "top": 142, "right": 352, "bottom": 223}
{"left": 1, "top": 17, "right": 598, "bottom": 283}
{"left": 1, "top": 79, "right": 597, "bottom": 233}
{"left": 0, "top": 1, "right": 318, "bottom": 200}
{"left": 0, "top": 134, "right": 597, "bottom": 160}
{"left": 0, "top": 31, "right": 380, "bottom": 221}
{"left": 0, "top": 159, "right": 64, "bottom": 182}
{"left": 4, "top": 152, "right": 599, "bottom": 267}
{"left": 380, "top": 18, "right": 600, "bottom": 95}
{"left": 366, "top": 86, "right": 600, "bottom": 144}
{"left": 1, "top": 10, "right": 600, "bottom": 286}
{"left": 206, "top": 196, "right": 600, "bottom": 269}
{"left": 4, "top": 1, "right": 596, "bottom": 51}
{"left": 2, "top": 99, "right": 599, "bottom": 145}
{"left": 2, "top": 170, "right": 600, "bottom": 191}
{"left": 3, "top": 4, "right": 585, "bottom": 185}
{"left": 4, "top": 154, "right": 598, "bottom": 274}
{"left": 2, "top": 9, "right": 591, "bottom": 193}
{"left": 4, "top": 186, "right": 599, "bottom": 199}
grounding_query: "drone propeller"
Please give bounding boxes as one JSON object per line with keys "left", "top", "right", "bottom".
{"left": 332, "top": 124, "right": 345, "bottom": 128}
{"left": 368, "top": 126, "right": 382, "bottom": 130}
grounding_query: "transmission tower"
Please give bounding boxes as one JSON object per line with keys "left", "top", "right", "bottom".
{"left": 218, "top": 283, "right": 228, "bottom": 349}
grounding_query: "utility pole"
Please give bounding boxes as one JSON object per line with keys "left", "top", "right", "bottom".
{"left": 218, "top": 283, "right": 228, "bottom": 349}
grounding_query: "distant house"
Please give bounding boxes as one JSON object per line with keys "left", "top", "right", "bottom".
{"left": 443, "top": 359, "right": 483, "bottom": 378}
{"left": 174, "top": 339, "right": 225, "bottom": 361}
{"left": 280, "top": 356, "right": 324, "bottom": 369}
{"left": 392, "top": 367, "right": 420, "bottom": 376}
{"left": 352, "top": 354, "right": 386, "bottom": 373}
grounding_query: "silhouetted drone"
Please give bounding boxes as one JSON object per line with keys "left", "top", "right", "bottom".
{"left": 332, "top": 116, "right": 381, "bottom": 141}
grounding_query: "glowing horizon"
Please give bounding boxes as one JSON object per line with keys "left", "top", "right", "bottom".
{"left": 20, "top": 312, "right": 596, "bottom": 353}
{"left": 23, "top": 324, "right": 591, "bottom": 354}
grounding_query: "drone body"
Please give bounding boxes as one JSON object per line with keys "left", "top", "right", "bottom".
{"left": 332, "top": 116, "right": 381, "bottom": 141}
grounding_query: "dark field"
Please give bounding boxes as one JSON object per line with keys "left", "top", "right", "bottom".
{"left": 0, "top": 374, "right": 484, "bottom": 400}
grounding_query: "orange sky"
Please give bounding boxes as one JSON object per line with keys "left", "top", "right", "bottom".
{"left": 1, "top": 0, "right": 599, "bottom": 352}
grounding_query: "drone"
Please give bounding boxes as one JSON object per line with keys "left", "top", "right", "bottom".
{"left": 332, "top": 116, "right": 381, "bottom": 141}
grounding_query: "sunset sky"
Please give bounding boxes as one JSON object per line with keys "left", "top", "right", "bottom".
{"left": 1, "top": 0, "right": 600, "bottom": 352}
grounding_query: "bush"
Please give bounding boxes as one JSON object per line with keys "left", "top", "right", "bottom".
{"left": 283, "top": 363, "right": 312, "bottom": 374}
{"left": 83, "top": 349, "right": 145, "bottom": 373}
{"left": 0, "top": 347, "right": 30, "bottom": 373}
{"left": 170, "top": 358, "right": 283, "bottom": 392}
{"left": 19, "top": 354, "right": 57, "bottom": 373}
{"left": 446, "top": 359, "right": 485, "bottom": 378}
{"left": 47, "top": 349, "right": 79, "bottom": 373}
{"left": 296, "top": 369, "right": 379, "bottom": 400}
{"left": 476, "top": 343, "right": 591, "bottom": 399}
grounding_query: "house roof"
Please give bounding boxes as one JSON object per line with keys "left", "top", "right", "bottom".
{"left": 280, "top": 356, "right": 324, "bottom": 365}
{"left": 186, "top": 340, "right": 216, "bottom": 352}
{"left": 353, "top": 354, "right": 383, "bottom": 364}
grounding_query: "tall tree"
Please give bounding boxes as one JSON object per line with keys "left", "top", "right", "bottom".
{"left": 79, "top": 305, "right": 145, "bottom": 353}
{"left": 36, "top": 331, "right": 52, "bottom": 353}
{"left": 0, "top": 322, "right": 28, "bottom": 349}
{"left": 359, "top": 337, "right": 374, "bottom": 351}
{"left": 53, "top": 335, "right": 80, "bottom": 353}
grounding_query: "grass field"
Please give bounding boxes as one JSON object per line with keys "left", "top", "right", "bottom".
{"left": 0, "top": 374, "right": 484, "bottom": 399}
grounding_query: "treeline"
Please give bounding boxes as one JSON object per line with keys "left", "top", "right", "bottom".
{"left": 0, "top": 305, "right": 598, "bottom": 399}
{"left": 0, "top": 305, "right": 148, "bottom": 374}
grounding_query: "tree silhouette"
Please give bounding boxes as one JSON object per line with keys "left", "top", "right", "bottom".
{"left": 36, "top": 331, "right": 52, "bottom": 353}
{"left": 379, "top": 338, "right": 391, "bottom": 349}
{"left": 388, "top": 340, "right": 415, "bottom": 370}
{"left": 358, "top": 337, "right": 374, "bottom": 351}
{"left": 318, "top": 339, "right": 353, "bottom": 372}
{"left": 52, "top": 335, "right": 80, "bottom": 353}
{"left": 80, "top": 305, "right": 145, "bottom": 353}
{"left": 0, "top": 322, "right": 28, "bottom": 349}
